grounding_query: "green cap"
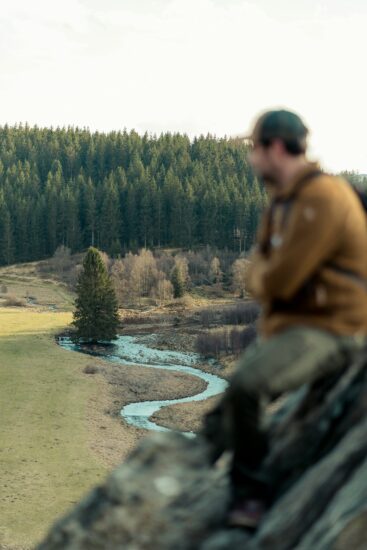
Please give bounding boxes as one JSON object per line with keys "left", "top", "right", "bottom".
{"left": 248, "top": 109, "right": 309, "bottom": 153}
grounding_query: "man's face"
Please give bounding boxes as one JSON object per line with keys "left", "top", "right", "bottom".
{"left": 248, "top": 140, "right": 282, "bottom": 186}
{"left": 249, "top": 140, "right": 284, "bottom": 186}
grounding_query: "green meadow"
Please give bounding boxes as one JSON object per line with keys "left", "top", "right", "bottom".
{"left": 0, "top": 308, "right": 107, "bottom": 548}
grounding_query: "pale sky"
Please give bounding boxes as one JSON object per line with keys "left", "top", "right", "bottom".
{"left": 0, "top": 0, "right": 366, "bottom": 173}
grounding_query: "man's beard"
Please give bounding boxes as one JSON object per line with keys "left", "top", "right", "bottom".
{"left": 257, "top": 171, "right": 278, "bottom": 187}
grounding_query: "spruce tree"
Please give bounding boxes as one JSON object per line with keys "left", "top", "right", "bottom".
{"left": 171, "top": 265, "right": 185, "bottom": 298}
{"left": 72, "top": 247, "right": 119, "bottom": 344}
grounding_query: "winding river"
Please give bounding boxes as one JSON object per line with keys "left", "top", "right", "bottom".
{"left": 58, "top": 335, "right": 228, "bottom": 434}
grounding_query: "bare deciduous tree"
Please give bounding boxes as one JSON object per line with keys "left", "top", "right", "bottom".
{"left": 209, "top": 256, "right": 222, "bottom": 284}
{"left": 52, "top": 245, "right": 72, "bottom": 274}
{"left": 111, "top": 249, "right": 173, "bottom": 306}
{"left": 232, "top": 258, "right": 250, "bottom": 297}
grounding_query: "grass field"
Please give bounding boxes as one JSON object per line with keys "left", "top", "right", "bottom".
{"left": 0, "top": 308, "right": 108, "bottom": 549}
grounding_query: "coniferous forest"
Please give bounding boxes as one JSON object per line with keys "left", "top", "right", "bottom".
{"left": 0, "top": 125, "right": 268, "bottom": 266}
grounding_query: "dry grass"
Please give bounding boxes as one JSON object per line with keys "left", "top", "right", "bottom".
{"left": 152, "top": 396, "right": 220, "bottom": 433}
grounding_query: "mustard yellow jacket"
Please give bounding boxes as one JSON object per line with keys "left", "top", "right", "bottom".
{"left": 246, "top": 163, "right": 367, "bottom": 338}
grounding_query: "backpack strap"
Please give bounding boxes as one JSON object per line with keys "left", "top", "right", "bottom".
{"left": 283, "top": 169, "right": 323, "bottom": 202}
{"left": 276, "top": 169, "right": 323, "bottom": 231}
{"left": 325, "top": 262, "right": 367, "bottom": 291}
{"left": 260, "top": 169, "right": 323, "bottom": 254}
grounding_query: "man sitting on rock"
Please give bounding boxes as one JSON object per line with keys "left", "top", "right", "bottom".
{"left": 202, "top": 109, "right": 367, "bottom": 529}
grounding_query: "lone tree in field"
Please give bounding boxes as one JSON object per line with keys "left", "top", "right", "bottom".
{"left": 72, "top": 247, "right": 119, "bottom": 343}
{"left": 170, "top": 264, "right": 185, "bottom": 298}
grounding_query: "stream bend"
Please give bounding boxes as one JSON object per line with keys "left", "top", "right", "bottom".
{"left": 58, "top": 335, "right": 228, "bottom": 434}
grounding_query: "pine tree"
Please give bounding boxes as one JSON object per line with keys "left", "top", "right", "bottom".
{"left": 0, "top": 191, "right": 14, "bottom": 266}
{"left": 170, "top": 264, "right": 185, "bottom": 298}
{"left": 99, "top": 175, "right": 120, "bottom": 253}
{"left": 72, "top": 247, "right": 119, "bottom": 344}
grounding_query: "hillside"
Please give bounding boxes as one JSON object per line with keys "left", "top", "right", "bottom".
{"left": 0, "top": 261, "right": 75, "bottom": 311}
{"left": 0, "top": 126, "right": 266, "bottom": 267}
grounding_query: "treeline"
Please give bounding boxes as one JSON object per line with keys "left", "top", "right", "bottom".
{"left": 0, "top": 125, "right": 267, "bottom": 266}
{"left": 340, "top": 171, "right": 367, "bottom": 188}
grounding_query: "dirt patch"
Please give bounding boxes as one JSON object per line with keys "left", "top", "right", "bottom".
{"left": 84, "top": 359, "right": 207, "bottom": 468}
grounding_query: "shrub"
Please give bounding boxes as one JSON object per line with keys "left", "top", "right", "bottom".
{"left": 196, "top": 330, "right": 229, "bottom": 358}
{"left": 198, "top": 302, "right": 260, "bottom": 327}
{"left": 83, "top": 364, "right": 99, "bottom": 375}
{"left": 3, "top": 294, "right": 26, "bottom": 307}
{"left": 111, "top": 249, "right": 173, "bottom": 306}
{"left": 232, "top": 258, "right": 251, "bottom": 297}
{"left": 199, "top": 308, "right": 216, "bottom": 328}
{"left": 223, "top": 302, "right": 260, "bottom": 325}
{"left": 196, "top": 324, "right": 257, "bottom": 357}
{"left": 120, "top": 314, "right": 164, "bottom": 325}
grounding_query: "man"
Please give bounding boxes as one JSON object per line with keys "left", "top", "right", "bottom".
{"left": 202, "top": 109, "right": 367, "bottom": 528}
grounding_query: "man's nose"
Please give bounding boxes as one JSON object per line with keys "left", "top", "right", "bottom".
{"left": 248, "top": 150, "right": 255, "bottom": 166}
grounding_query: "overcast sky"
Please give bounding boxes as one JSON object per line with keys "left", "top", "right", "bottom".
{"left": 0, "top": 0, "right": 366, "bottom": 173}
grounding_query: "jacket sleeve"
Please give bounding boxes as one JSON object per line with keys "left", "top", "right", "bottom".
{"left": 247, "top": 193, "right": 343, "bottom": 301}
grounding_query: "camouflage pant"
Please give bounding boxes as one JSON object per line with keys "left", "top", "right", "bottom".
{"left": 203, "top": 326, "right": 365, "bottom": 499}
